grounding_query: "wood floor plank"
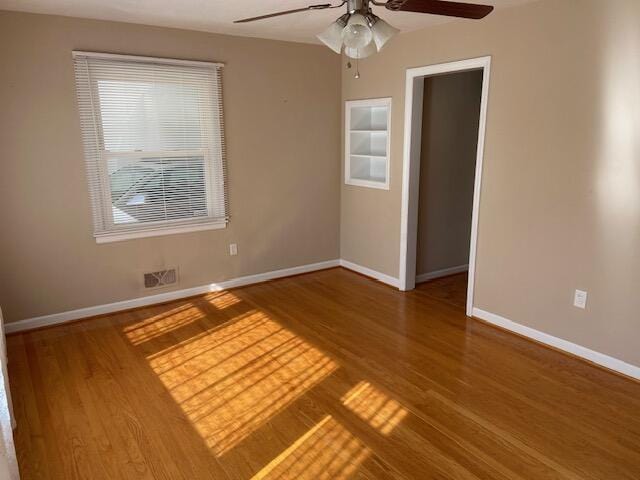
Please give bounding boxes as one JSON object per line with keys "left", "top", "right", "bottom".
{"left": 264, "top": 276, "right": 632, "bottom": 474}
{"left": 83, "top": 311, "right": 229, "bottom": 480}
{"left": 7, "top": 268, "right": 640, "bottom": 479}
{"left": 7, "top": 336, "right": 52, "bottom": 480}
{"left": 233, "top": 280, "right": 578, "bottom": 478}
{"left": 26, "top": 329, "right": 98, "bottom": 479}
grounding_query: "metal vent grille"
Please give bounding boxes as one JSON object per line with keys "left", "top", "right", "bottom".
{"left": 144, "top": 268, "right": 178, "bottom": 289}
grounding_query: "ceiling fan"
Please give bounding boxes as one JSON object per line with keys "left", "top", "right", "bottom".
{"left": 234, "top": 0, "right": 494, "bottom": 60}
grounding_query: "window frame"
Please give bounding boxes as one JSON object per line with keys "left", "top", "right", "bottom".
{"left": 73, "top": 51, "right": 227, "bottom": 244}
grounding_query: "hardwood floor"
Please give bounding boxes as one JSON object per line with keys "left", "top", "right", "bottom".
{"left": 7, "top": 268, "right": 640, "bottom": 479}
{"left": 416, "top": 272, "right": 469, "bottom": 309}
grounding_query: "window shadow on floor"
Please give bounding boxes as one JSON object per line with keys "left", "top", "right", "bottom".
{"left": 115, "top": 288, "right": 414, "bottom": 479}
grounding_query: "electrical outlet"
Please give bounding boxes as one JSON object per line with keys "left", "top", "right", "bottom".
{"left": 229, "top": 243, "right": 238, "bottom": 256}
{"left": 573, "top": 290, "right": 588, "bottom": 309}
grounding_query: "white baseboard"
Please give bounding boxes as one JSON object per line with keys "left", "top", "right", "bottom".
{"left": 416, "top": 264, "right": 468, "bottom": 284}
{"left": 339, "top": 260, "right": 400, "bottom": 288}
{"left": 6, "top": 261, "right": 639, "bottom": 381}
{"left": 5, "top": 259, "right": 340, "bottom": 334}
{"left": 473, "top": 308, "right": 640, "bottom": 381}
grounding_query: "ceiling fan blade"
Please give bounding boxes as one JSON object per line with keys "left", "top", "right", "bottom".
{"left": 234, "top": 3, "right": 334, "bottom": 23}
{"left": 384, "top": 0, "right": 494, "bottom": 19}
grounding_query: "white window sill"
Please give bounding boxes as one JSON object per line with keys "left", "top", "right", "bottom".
{"left": 95, "top": 221, "right": 227, "bottom": 244}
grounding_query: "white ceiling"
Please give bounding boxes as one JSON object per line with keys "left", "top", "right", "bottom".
{"left": 0, "top": 0, "right": 536, "bottom": 44}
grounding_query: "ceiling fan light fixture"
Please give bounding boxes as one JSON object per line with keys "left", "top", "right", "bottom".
{"left": 317, "top": 14, "right": 349, "bottom": 54}
{"left": 341, "top": 13, "right": 373, "bottom": 50}
{"left": 344, "top": 39, "right": 377, "bottom": 59}
{"left": 369, "top": 16, "right": 399, "bottom": 51}
{"left": 234, "top": 0, "right": 494, "bottom": 69}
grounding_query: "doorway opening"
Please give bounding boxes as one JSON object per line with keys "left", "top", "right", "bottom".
{"left": 398, "top": 57, "right": 491, "bottom": 317}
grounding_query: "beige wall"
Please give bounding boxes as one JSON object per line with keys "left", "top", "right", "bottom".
{"left": 341, "top": 0, "right": 640, "bottom": 366}
{"left": 416, "top": 71, "right": 482, "bottom": 276}
{"left": 0, "top": 11, "right": 341, "bottom": 322}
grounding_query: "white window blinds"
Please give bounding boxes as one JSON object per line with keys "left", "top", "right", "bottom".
{"left": 73, "top": 52, "right": 228, "bottom": 242}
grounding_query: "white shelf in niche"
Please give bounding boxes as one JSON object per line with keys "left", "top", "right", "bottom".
{"left": 350, "top": 154, "right": 387, "bottom": 159}
{"left": 345, "top": 98, "right": 391, "bottom": 190}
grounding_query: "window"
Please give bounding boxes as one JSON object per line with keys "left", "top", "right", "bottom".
{"left": 73, "top": 52, "right": 228, "bottom": 243}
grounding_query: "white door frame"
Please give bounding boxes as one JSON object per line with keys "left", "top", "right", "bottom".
{"left": 398, "top": 56, "right": 492, "bottom": 317}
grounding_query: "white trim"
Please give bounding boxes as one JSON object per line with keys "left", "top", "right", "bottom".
{"left": 345, "top": 178, "right": 390, "bottom": 190}
{"left": 467, "top": 59, "right": 491, "bottom": 317}
{"left": 473, "top": 308, "right": 640, "bottom": 381}
{"left": 5, "top": 260, "right": 340, "bottom": 334}
{"left": 7, "top": 261, "right": 638, "bottom": 381}
{"left": 0, "top": 309, "right": 16, "bottom": 434}
{"left": 399, "top": 56, "right": 492, "bottom": 320}
{"left": 344, "top": 97, "right": 391, "bottom": 108}
{"left": 72, "top": 50, "right": 224, "bottom": 68}
{"left": 415, "top": 264, "right": 469, "bottom": 284}
{"left": 95, "top": 221, "right": 227, "bottom": 244}
{"left": 339, "top": 260, "right": 400, "bottom": 288}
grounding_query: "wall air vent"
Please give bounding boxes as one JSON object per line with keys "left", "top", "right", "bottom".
{"left": 144, "top": 268, "right": 178, "bottom": 289}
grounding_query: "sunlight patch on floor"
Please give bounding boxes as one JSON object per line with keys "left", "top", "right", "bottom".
{"left": 145, "top": 311, "right": 338, "bottom": 456}
{"left": 204, "top": 291, "right": 243, "bottom": 310}
{"left": 123, "top": 302, "right": 205, "bottom": 345}
{"left": 250, "top": 415, "right": 371, "bottom": 480}
{"left": 124, "top": 293, "right": 243, "bottom": 345}
{"left": 342, "top": 381, "right": 408, "bottom": 435}
{"left": 143, "top": 310, "right": 267, "bottom": 372}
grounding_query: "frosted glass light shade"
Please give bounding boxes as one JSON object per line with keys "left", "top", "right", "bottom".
{"left": 344, "top": 40, "right": 377, "bottom": 59}
{"left": 370, "top": 18, "right": 399, "bottom": 51}
{"left": 317, "top": 17, "right": 347, "bottom": 54}
{"left": 341, "top": 14, "right": 373, "bottom": 50}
